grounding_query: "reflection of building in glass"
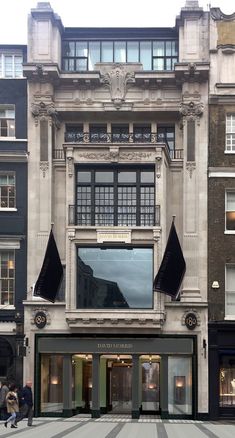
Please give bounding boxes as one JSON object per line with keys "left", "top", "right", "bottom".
{"left": 77, "top": 256, "right": 129, "bottom": 308}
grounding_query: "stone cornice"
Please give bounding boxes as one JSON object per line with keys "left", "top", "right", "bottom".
{"left": 210, "top": 7, "right": 235, "bottom": 21}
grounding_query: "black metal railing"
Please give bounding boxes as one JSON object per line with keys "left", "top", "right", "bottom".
{"left": 68, "top": 204, "right": 160, "bottom": 227}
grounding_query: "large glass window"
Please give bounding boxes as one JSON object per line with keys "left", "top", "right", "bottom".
{"left": 0, "top": 251, "right": 15, "bottom": 305}
{"left": 76, "top": 167, "right": 155, "bottom": 226}
{"left": 225, "top": 191, "right": 235, "bottom": 231}
{"left": 0, "top": 173, "right": 15, "bottom": 209}
{"left": 168, "top": 356, "right": 192, "bottom": 415}
{"left": 0, "top": 105, "right": 15, "bottom": 137}
{"left": 225, "top": 265, "right": 235, "bottom": 316}
{"left": 220, "top": 354, "right": 235, "bottom": 407}
{"left": 77, "top": 247, "right": 153, "bottom": 309}
{"left": 226, "top": 114, "right": 235, "bottom": 153}
{"left": 62, "top": 39, "right": 178, "bottom": 71}
{"left": 41, "top": 355, "right": 63, "bottom": 413}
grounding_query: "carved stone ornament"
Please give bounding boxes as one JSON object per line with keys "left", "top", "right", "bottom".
{"left": 31, "top": 308, "right": 51, "bottom": 328}
{"left": 179, "top": 101, "right": 204, "bottom": 124}
{"left": 32, "top": 64, "right": 48, "bottom": 81}
{"left": 186, "top": 161, "right": 196, "bottom": 178}
{"left": 40, "top": 161, "right": 49, "bottom": 178}
{"left": 77, "top": 151, "right": 153, "bottom": 162}
{"left": 210, "top": 7, "right": 235, "bottom": 21}
{"left": 181, "top": 308, "right": 201, "bottom": 329}
{"left": 101, "top": 64, "right": 135, "bottom": 109}
{"left": 67, "top": 156, "right": 74, "bottom": 177}
{"left": 31, "top": 101, "right": 60, "bottom": 128}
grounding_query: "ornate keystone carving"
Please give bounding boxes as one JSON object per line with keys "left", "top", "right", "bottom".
{"left": 109, "top": 146, "right": 119, "bottom": 162}
{"left": 31, "top": 101, "right": 60, "bottom": 128}
{"left": 101, "top": 64, "right": 135, "bottom": 108}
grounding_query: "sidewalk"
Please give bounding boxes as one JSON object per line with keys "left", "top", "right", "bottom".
{"left": 0, "top": 415, "right": 235, "bottom": 438}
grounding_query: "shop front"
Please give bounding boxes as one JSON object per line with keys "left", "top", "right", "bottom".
{"left": 35, "top": 335, "right": 197, "bottom": 419}
{"left": 209, "top": 322, "right": 235, "bottom": 420}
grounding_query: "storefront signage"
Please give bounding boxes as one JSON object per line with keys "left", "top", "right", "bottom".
{"left": 97, "top": 230, "right": 131, "bottom": 243}
{"left": 184, "top": 312, "right": 198, "bottom": 330}
{"left": 97, "top": 343, "right": 133, "bottom": 350}
{"left": 34, "top": 311, "right": 47, "bottom": 329}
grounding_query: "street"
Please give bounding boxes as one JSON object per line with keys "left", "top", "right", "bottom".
{"left": 0, "top": 415, "right": 235, "bottom": 438}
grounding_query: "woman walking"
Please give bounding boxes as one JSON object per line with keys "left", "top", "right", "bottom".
{"left": 4, "top": 384, "right": 19, "bottom": 429}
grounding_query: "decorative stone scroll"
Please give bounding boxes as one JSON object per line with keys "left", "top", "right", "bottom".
{"left": 179, "top": 100, "right": 204, "bottom": 125}
{"left": 31, "top": 101, "right": 60, "bottom": 128}
{"left": 210, "top": 7, "right": 235, "bottom": 21}
{"left": 101, "top": 64, "right": 135, "bottom": 109}
{"left": 39, "top": 161, "right": 49, "bottom": 178}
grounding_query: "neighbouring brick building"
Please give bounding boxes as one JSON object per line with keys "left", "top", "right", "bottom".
{"left": 208, "top": 8, "right": 235, "bottom": 420}
{"left": 0, "top": 44, "right": 28, "bottom": 384}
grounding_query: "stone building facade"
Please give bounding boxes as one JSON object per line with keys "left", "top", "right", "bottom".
{"left": 23, "top": 1, "right": 209, "bottom": 419}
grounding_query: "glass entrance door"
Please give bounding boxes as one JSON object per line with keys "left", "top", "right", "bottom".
{"left": 141, "top": 356, "right": 160, "bottom": 412}
{"left": 110, "top": 358, "right": 132, "bottom": 413}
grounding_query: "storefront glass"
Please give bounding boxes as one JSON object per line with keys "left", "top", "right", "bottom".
{"left": 40, "top": 354, "right": 63, "bottom": 413}
{"left": 168, "top": 356, "right": 192, "bottom": 415}
{"left": 72, "top": 354, "right": 92, "bottom": 411}
{"left": 141, "top": 355, "right": 160, "bottom": 411}
{"left": 220, "top": 354, "right": 235, "bottom": 407}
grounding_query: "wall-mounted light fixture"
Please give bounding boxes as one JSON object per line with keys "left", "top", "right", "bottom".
{"left": 212, "top": 281, "right": 220, "bottom": 289}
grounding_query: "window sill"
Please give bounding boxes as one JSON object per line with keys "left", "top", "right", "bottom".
{"left": 0, "top": 305, "right": 15, "bottom": 310}
{"left": 0, "top": 208, "right": 17, "bottom": 212}
{"left": 224, "top": 230, "right": 235, "bottom": 234}
{"left": 0, "top": 136, "right": 16, "bottom": 141}
{"left": 224, "top": 316, "right": 235, "bottom": 320}
{"left": 224, "top": 151, "right": 235, "bottom": 154}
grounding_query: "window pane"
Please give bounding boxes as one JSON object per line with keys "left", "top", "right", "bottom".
{"left": 4, "top": 56, "right": 13, "bottom": 77}
{"left": 114, "top": 42, "right": 126, "bottom": 62}
{"left": 153, "top": 41, "right": 164, "bottom": 56}
{"left": 118, "top": 172, "right": 136, "bottom": 183}
{"left": 77, "top": 172, "right": 91, "bottom": 183}
{"left": 95, "top": 172, "right": 113, "bottom": 183}
{"left": 127, "top": 42, "right": 139, "bottom": 62}
{"left": 140, "top": 42, "right": 152, "bottom": 70}
{"left": 101, "top": 42, "right": 113, "bottom": 62}
{"left": 77, "top": 247, "right": 153, "bottom": 308}
{"left": 141, "top": 171, "right": 154, "bottom": 183}
{"left": 89, "top": 42, "right": 100, "bottom": 70}
{"left": 76, "top": 42, "right": 88, "bottom": 57}
{"left": 227, "top": 192, "right": 235, "bottom": 210}
{"left": 76, "top": 58, "right": 87, "bottom": 71}
{"left": 153, "top": 58, "right": 164, "bottom": 71}
{"left": 168, "top": 356, "right": 192, "bottom": 415}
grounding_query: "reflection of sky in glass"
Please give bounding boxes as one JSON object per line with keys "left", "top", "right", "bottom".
{"left": 79, "top": 248, "right": 153, "bottom": 308}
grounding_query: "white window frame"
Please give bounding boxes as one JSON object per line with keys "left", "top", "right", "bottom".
{"left": 225, "top": 190, "right": 235, "bottom": 234}
{"left": 0, "top": 53, "right": 23, "bottom": 78}
{"left": 0, "top": 249, "right": 15, "bottom": 307}
{"left": 0, "top": 105, "right": 15, "bottom": 138}
{"left": 225, "top": 114, "right": 235, "bottom": 153}
{"left": 0, "top": 172, "right": 16, "bottom": 210}
{"left": 225, "top": 264, "right": 235, "bottom": 318}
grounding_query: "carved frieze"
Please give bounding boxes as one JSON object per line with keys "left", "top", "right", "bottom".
{"left": 186, "top": 161, "right": 196, "bottom": 178}
{"left": 101, "top": 64, "right": 135, "bottom": 108}
{"left": 77, "top": 151, "right": 153, "bottom": 162}
{"left": 31, "top": 101, "right": 60, "bottom": 128}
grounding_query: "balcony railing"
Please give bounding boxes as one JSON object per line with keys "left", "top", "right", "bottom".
{"left": 64, "top": 132, "right": 183, "bottom": 159}
{"left": 68, "top": 204, "right": 160, "bottom": 227}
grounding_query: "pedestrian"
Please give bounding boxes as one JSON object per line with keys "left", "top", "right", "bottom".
{"left": 16, "top": 380, "right": 34, "bottom": 427}
{"left": 4, "top": 384, "right": 19, "bottom": 428}
{"left": 0, "top": 381, "right": 9, "bottom": 421}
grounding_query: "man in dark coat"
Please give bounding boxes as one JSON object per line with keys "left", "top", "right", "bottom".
{"left": 16, "top": 381, "right": 34, "bottom": 427}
